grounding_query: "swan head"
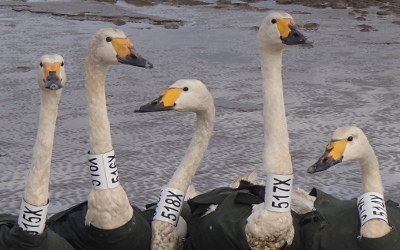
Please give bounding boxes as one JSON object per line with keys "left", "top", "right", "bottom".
{"left": 135, "top": 79, "right": 213, "bottom": 114}
{"left": 307, "top": 126, "right": 371, "bottom": 174}
{"left": 87, "top": 28, "right": 153, "bottom": 68}
{"left": 257, "top": 12, "right": 312, "bottom": 51}
{"left": 37, "top": 54, "right": 66, "bottom": 91}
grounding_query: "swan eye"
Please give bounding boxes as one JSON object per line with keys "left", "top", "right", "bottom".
{"left": 271, "top": 19, "right": 277, "bottom": 24}
{"left": 61, "top": 62, "right": 64, "bottom": 67}
{"left": 40, "top": 62, "right": 43, "bottom": 67}
{"left": 347, "top": 136, "right": 353, "bottom": 141}
{"left": 106, "top": 37, "right": 112, "bottom": 42}
{"left": 183, "top": 87, "right": 188, "bottom": 91}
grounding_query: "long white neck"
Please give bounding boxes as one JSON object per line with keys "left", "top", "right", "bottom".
{"left": 358, "top": 145, "right": 391, "bottom": 238}
{"left": 244, "top": 41, "right": 295, "bottom": 250}
{"left": 85, "top": 55, "right": 133, "bottom": 230}
{"left": 23, "top": 89, "right": 62, "bottom": 206}
{"left": 359, "top": 146, "right": 384, "bottom": 195}
{"left": 167, "top": 105, "right": 215, "bottom": 191}
{"left": 261, "top": 48, "right": 293, "bottom": 175}
{"left": 151, "top": 103, "right": 215, "bottom": 250}
{"left": 85, "top": 58, "right": 113, "bottom": 154}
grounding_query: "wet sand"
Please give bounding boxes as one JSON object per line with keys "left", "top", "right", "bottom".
{"left": 0, "top": 0, "right": 399, "bottom": 215}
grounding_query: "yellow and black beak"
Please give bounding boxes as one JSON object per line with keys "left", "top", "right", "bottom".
{"left": 111, "top": 38, "right": 153, "bottom": 69}
{"left": 277, "top": 18, "right": 312, "bottom": 45}
{"left": 42, "top": 62, "right": 63, "bottom": 90}
{"left": 307, "top": 139, "right": 347, "bottom": 174}
{"left": 135, "top": 88, "right": 184, "bottom": 113}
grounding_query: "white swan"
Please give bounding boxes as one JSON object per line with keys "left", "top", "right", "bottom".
{"left": 307, "top": 126, "right": 392, "bottom": 239}
{"left": 48, "top": 28, "right": 153, "bottom": 249}
{"left": 0, "top": 55, "right": 74, "bottom": 249}
{"left": 20, "top": 54, "right": 66, "bottom": 233}
{"left": 244, "top": 12, "right": 311, "bottom": 249}
{"left": 184, "top": 12, "right": 313, "bottom": 250}
{"left": 84, "top": 28, "right": 152, "bottom": 230}
{"left": 135, "top": 79, "right": 215, "bottom": 250}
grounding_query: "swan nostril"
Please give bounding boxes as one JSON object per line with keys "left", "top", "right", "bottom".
{"left": 151, "top": 101, "right": 158, "bottom": 105}
{"left": 322, "top": 158, "right": 328, "bottom": 163}
{"left": 293, "top": 33, "right": 299, "bottom": 37}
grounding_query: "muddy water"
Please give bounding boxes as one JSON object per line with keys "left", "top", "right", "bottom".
{"left": 0, "top": 0, "right": 399, "bottom": 215}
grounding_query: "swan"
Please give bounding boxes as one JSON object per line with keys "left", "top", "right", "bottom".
{"left": 245, "top": 12, "right": 312, "bottom": 249}
{"left": 20, "top": 54, "right": 66, "bottom": 234}
{"left": 84, "top": 28, "right": 152, "bottom": 230}
{"left": 0, "top": 54, "right": 74, "bottom": 249}
{"left": 306, "top": 126, "right": 400, "bottom": 248}
{"left": 47, "top": 28, "right": 153, "bottom": 249}
{"left": 184, "top": 12, "right": 312, "bottom": 250}
{"left": 135, "top": 79, "right": 215, "bottom": 250}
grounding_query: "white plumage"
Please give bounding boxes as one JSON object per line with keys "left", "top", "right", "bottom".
{"left": 244, "top": 12, "right": 312, "bottom": 249}
{"left": 83, "top": 28, "right": 152, "bottom": 230}
{"left": 136, "top": 79, "right": 215, "bottom": 250}
{"left": 22, "top": 54, "right": 66, "bottom": 210}
{"left": 0, "top": 55, "right": 73, "bottom": 249}
{"left": 308, "top": 126, "right": 392, "bottom": 239}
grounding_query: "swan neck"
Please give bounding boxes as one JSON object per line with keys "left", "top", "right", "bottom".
{"left": 359, "top": 146, "right": 384, "bottom": 195}
{"left": 359, "top": 147, "right": 391, "bottom": 237}
{"left": 23, "top": 89, "right": 61, "bottom": 206}
{"left": 84, "top": 55, "right": 133, "bottom": 230}
{"left": 167, "top": 104, "right": 215, "bottom": 192}
{"left": 85, "top": 57, "right": 113, "bottom": 154}
{"left": 261, "top": 49, "right": 292, "bottom": 174}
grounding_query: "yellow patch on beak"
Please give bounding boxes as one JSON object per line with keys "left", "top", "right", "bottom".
{"left": 326, "top": 139, "right": 348, "bottom": 161}
{"left": 276, "top": 18, "right": 296, "bottom": 38}
{"left": 42, "top": 62, "right": 61, "bottom": 80}
{"left": 160, "top": 88, "right": 184, "bottom": 107}
{"left": 111, "top": 38, "right": 135, "bottom": 58}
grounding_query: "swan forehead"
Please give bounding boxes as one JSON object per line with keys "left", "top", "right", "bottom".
{"left": 97, "top": 28, "right": 127, "bottom": 39}
{"left": 40, "top": 54, "right": 64, "bottom": 64}
{"left": 331, "top": 126, "right": 362, "bottom": 140}
{"left": 267, "top": 12, "right": 293, "bottom": 20}
{"left": 171, "top": 79, "right": 208, "bottom": 92}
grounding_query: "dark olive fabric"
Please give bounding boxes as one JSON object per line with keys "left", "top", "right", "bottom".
{"left": 184, "top": 184, "right": 400, "bottom": 250}
{"left": 0, "top": 214, "right": 75, "bottom": 250}
{"left": 184, "top": 184, "right": 302, "bottom": 250}
{"left": 299, "top": 188, "right": 400, "bottom": 250}
{"left": 47, "top": 202, "right": 151, "bottom": 250}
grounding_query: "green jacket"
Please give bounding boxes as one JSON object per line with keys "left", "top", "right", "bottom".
{"left": 299, "top": 188, "right": 400, "bottom": 250}
{"left": 0, "top": 214, "right": 75, "bottom": 250}
{"left": 183, "top": 184, "right": 400, "bottom": 250}
{"left": 47, "top": 201, "right": 151, "bottom": 250}
{"left": 184, "top": 184, "right": 301, "bottom": 250}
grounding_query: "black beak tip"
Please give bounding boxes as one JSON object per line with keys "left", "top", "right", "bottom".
{"left": 134, "top": 103, "right": 157, "bottom": 113}
{"left": 307, "top": 165, "right": 316, "bottom": 174}
{"left": 305, "top": 37, "right": 314, "bottom": 45}
{"left": 45, "top": 84, "right": 62, "bottom": 91}
{"left": 146, "top": 61, "right": 153, "bottom": 69}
